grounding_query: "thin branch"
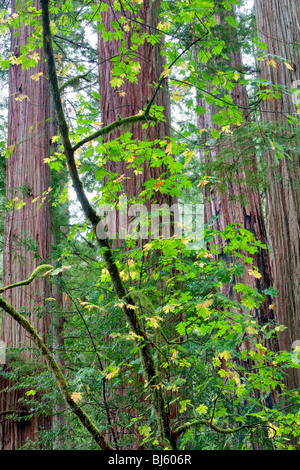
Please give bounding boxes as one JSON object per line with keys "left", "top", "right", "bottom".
{"left": 72, "top": 112, "right": 157, "bottom": 152}
{"left": 0, "top": 280, "right": 113, "bottom": 450}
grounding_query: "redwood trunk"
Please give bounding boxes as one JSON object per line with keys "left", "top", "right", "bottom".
{"left": 0, "top": 1, "right": 52, "bottom": 449}
{"left": 98, "top": 0, "right": 173, "bottom": 210}
{"left": 97, "top": 0, "right": 176, "bottom": 446}
{"left": 255, "top": 0, "right": 300, "bottom": 389}
{"left": 197, "top": 25, "right": 274, "bottom": 330}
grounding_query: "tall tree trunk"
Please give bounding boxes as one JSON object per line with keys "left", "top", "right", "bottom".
{"left": 97, "top": 0, "right": 176, "bottom": 446}
{"left": 98, "top": 0, "right": 173, "bottom": 211}
{"left": 0, "top": 0, "right": 52, "bottom": 449}
{"left": 254, "top": 0, "right": 300, "bottom": 389}
{"left": 197, "top": 18, "right": 274, "bottom": 333}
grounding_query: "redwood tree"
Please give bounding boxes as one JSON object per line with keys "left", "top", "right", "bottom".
{"left": 254, "top": 0, "right": 300, "bottom": 389}
{"left": 97, "top": 0, "right": 177, "bottom": 446}
{"left": 98, "top": 0, "right": 173, "bottom": 210}
{"left": 197, "top": 13, "right": 274, "bottom": 332}
{"left": 0, "top": 0, "right": 52, "bottom": 449}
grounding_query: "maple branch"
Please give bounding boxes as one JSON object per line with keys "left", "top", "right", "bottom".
{"left": 174, "top": 418, "right": 276, "bottom": 439}
{"left": 72, "top": 111, "right": 156, "bottom": 152}
{"left": 0, "top": 265, "right": 53, "bottom": 293}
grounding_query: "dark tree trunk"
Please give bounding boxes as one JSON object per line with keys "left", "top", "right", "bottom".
{"left": 255, "top": 0, "right": 300, "bottom": 389}
{"left": 0, "top": 0, "right": 52, "bottom": 449}
{"left": 197, "top": 21, "right": 274, "bottom": 331}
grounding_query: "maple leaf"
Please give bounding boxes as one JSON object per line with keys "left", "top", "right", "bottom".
{"left": 248, "top": 269, "right": 262, "bottom": 279}
{"left": 196, "top": 404, "right": 208, "bottom": 415}
{"left": 219, "top": 350, "right": 231, "bottom": 361}
{"left": 197, "top": 179, "right": 209, "bottom": 187}
{"left": 31, "top": 72, "right": 43, "bottom": 81}
{"left": 266, "top": 58, "right": 279, "bottom": 68}
{"left": 160, "top": 68, "right": 170, "bottom": 79}
{"left": 15, "top": 94, "right": 30, "bottom": 102}
{"left": 71, "top": 391, "right": 82, "bottom": 403}
{"left": 153, "top": 180, "right": 165, "bottom": 191}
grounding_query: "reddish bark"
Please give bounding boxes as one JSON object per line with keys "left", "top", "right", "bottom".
{"left": 198, "top": 35, "right": 274, "bottom": 329}
{"left": 98, "top": 0, "right": 173, "bottom": 211}
{"left": 97, "top": 0, "right": 176, "bottom": 446}
{"left": 0, "top": 0, "right": 52, "bottom": 449}
{"left": 255, "top": 0, "right": 300, "bottom": 389}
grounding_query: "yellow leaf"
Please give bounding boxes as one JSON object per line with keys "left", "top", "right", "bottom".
{"left": 65, "top": 293, "right": 68, "bottom": 301}
{"left": 246, "top": 324, "right": 258, "bottom": 335}
{"left": 221, "top": 125, "right": 233, "bottom": 134}
{"left": 31, "top": 72, "right": 43, "bottom": 81}
{"left": 219, "top": 350, "right": 231, "bottom": 361}
{"left": 269, "top": 304, "right": 274, "bottom": 310}
{"left": 114, "top": 301, "right": 125, "bottom": 308}
{"left": 248, "top": 269, "right": 262, "bottom": 279}
{"left": 234, "top": 71, "right": 240, "bottom": 81}
{"left": 106, "top": 368, "right": 120, "bottom": 380}
{"left": 232, "top": 374, "right": 241, "bottom": 385}
{"left": 15, "top": 94, "right": 30, "bottom": 102}
{"left": 171, "top": 350, "right": 177, "bottom": 361}
{"left": 7, "top": 144, "right": 15, "bottom": 154}
{"left": 166, "top": 143, "right": 172, "bottom": 155}
{"left": 71, "top": 391, "right": 82, "bottom": 403}
{"left": 160, "top": 68, "right": 170, "bottom": 79}
{"left": 268, "top": 424, "right": 278, "bottom": 438}
{"left": 183, "top": 150, "right": 195, "bottom": 167}
{"left": 256, "top": 344, "right": 267, "bottom": 357}
{"left": 153, "top": 180, "right": 165, "bottom": 191}
{"left": 197, "top": 179, "right": 209, "bottom": 187}
{"left": 126, "top": 303, "right": 137, "bottom": 310}
{"left": 28, "top": 52, "right": 40, "bottom": 63}
{"left": 267, "top": 58, "right": 279, "bottom": 68}
{"left": 284, "top": 62, "right": 294, "bottom": 71}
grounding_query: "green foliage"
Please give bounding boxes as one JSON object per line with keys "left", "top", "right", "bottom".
{"left": 0, "top": 0, "right": 299, "bottom": 451}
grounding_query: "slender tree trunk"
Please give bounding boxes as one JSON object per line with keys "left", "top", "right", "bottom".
{"left": 0, "top": 0, "right": 52, "bottom": 449}
{"left": 254, "top": 0, "right": 300, "bottom": 389}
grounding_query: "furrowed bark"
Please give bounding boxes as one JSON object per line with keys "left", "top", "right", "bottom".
{"left": 254, "top": 0, "right": 300, "bottom": 390}
{"left": 0, "top": 0, "right": 53, "bottom": 448}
